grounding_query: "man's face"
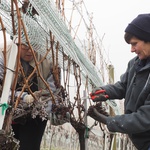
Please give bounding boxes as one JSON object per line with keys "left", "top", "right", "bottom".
{"left": 20, "top": 44, "right": 34, "bottom": 62}
{"left": 129, "top": 37, "right": 150, "bottom": 60}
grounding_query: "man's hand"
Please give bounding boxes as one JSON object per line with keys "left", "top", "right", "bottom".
{"left": 87, "top": 106, "right": 108, "bottom": 124}
{"left": 90, "top": 88, "right": 109, "bottom": 102}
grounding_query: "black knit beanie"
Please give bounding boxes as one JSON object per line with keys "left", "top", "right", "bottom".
{"left": 125, "top": 13, "right": 150, "bottom": 41}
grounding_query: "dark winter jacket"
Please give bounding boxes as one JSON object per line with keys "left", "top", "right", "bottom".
{"left": 102, "top": 56, "right": 150, "bottom": 150}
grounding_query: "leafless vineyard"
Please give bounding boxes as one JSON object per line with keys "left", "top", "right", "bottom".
{"left": 41, "top": 123, "right": 105, "bottom": 150}
{"left": 40, "top": 121, "right": 137, "bottom": 150}
{"left": 0, "top": 1, "right": 138, "bottom": 150}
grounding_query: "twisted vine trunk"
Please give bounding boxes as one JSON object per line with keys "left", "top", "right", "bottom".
{"left": 70, "top": 119, "right": 86, "bottom": 150}
{"left": 78, "top": 129, "right": 85, "bottom": 150}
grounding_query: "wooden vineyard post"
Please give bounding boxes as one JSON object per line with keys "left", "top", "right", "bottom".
{"left": 108, "top": 64, "right": 117, "bottom": 150}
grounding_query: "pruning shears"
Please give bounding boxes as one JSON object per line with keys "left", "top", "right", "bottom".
{"left": 90, "top": 90, "right": 109, "bottom": 100}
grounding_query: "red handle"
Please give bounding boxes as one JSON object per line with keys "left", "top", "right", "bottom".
{"left": 90, "top": 90, "right": 109, "bottom": 100}
{"left": 94, "top": 90, "right": 106, "bottom": 95}
{"left": 90, "top": 90, "right": 105, "bottom": 97}
{"left": 91, "top": 95, "right": 96, "bottom": 100}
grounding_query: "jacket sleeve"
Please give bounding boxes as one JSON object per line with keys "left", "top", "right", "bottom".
{"left": 46, "top": 72, "right": 57, "bottom": 93}
{"left": 100, "top": 57, "right": 136, "bottom": 100}
{"left": 101, "top": 70, "right": 128, "bottom": 100}
{"left": 106, "top": 96, "right": 150, "bottom": 134}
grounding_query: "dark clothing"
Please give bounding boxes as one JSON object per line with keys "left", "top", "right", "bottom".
{"left": 12, "top": 117, "right": 47, "bottom": 150}
{"left": 13, "top": 60, "right": 47, "bottom": 150}
{"left": 16, "top": 59, "right": 38, "bottom": 92}
{"left": 102, "top": 56, "right": 150, "bottom": 150}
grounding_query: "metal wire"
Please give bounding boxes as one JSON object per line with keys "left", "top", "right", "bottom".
{"left": 0, "top": 0, "right": 103, "bottom": 89}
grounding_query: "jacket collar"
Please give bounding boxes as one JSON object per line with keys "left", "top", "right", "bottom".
{"left": 134, "top": 56, "right": 150, "bottom": 72}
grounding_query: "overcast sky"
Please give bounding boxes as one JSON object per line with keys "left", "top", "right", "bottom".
{"left": 84, "top": 0, "right": 150, "bottom": 81}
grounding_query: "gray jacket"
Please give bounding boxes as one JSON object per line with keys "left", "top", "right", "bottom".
{"left": 102, "top": 56, "right": 150, "bottom": 150}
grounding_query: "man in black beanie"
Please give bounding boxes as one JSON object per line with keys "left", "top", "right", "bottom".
{"left": 88, "top": 13, "right": 150, "bottom": 150}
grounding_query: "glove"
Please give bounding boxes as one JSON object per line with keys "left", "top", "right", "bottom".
{"left": 92, "top": 94, "right": 109, "bottom": 102}
{"left": 87, "top": 106, "right": 107, "bottom": 124}
{"left": 90, "top": 87, "right": 109, "bottom": 102}
{"left": 91, "top": 87, "right": 103, "bottom": 93}
{"left": 23, "top": 94, "right": 34, "bottom": 104}
{"left": 23, "top": 90, "right": 49, "bottom": 104}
